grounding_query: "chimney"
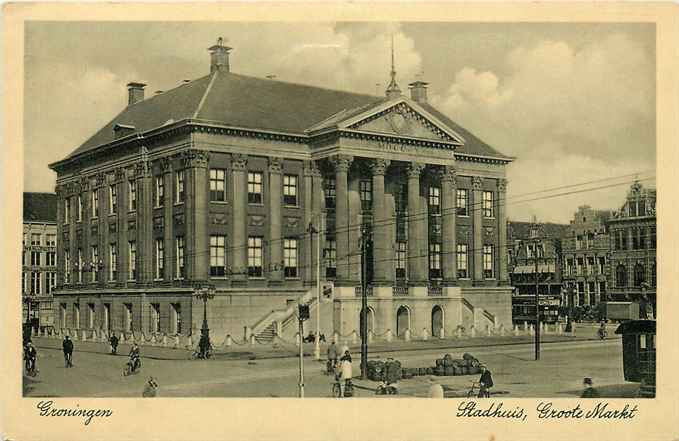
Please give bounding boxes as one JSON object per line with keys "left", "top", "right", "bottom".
{"left": 408, "top": 80, "right": 429, "bottom": 104}
{"left": 208, "top": 37, "right": 233, "bottom": 73}
{"left": 127, "top": 82, "right": 147, "bottom": 106}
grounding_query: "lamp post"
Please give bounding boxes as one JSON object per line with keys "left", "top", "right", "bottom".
{"left": 530, "top": 221, "right": 541, "bottom": 361}
{"left": 308, "top": 219, "right": 322, "bottom": 361}
{"left": 194, "top": 284, "right": 216, "bottom": 345}
{"left": 359, "top": 223, "right": 371, "bottom": 379}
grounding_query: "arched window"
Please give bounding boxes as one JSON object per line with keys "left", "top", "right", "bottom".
{"left": 634, "top": 264, "right": 645, "bottom": 287}
{"left": 616, "top": 264, "right": 627, "bottom": 288}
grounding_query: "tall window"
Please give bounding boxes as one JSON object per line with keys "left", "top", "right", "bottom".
{"left": 456, "top": 189, "right": 468, "bottom": 216}
{"left": 128, "top": 241, "right": 136, "bottom": 280}
{"left": 577, "top": 257, "right": 584, "bottom": 276}
{"left": 91, "top": 245, "right": 99, "bottom": 281}
{"left": 109, "top": 185, "right": 117, "bottom": 214}
{"left": 64, "top": 197, "right": 71, "bottom": 223}
{"left": 91, "top": 190, "right": 99, "bottom": 218}
{"left": 482, "top": 191, "right": 494, "bottom": 217}
{"left": 64, "top": 250, "right": 71, "bottom": 284}
{"left": 324, "top": 178, "right": 336, "bottom": 209}
{"left": 30, "top": 251, "right": 41, "bottom": 266}
{"left": 175, "top": 236, "right": 185, "bottom": 279}
{"left": 284, "top": 238, "right": 298, "bottom": 278}
{"left": 324, "top": 238, "right": 337, "bottom": 278}
{"left": 576, "top": 235, "right": 583, "bottom": 250}
{"left": 128, "top": 180, "right": 137, "bottom": 211}
{"left": 77, "top": 195, "right": 83, "bottom": 222}
{"left": 210, "top": 169, "right": 226, "bottom": 202}
{"left": 396, "top": 242, "right": 407, "bottom": 279}
{"left": 598, "top": 257, "right": 606, "bottom": 275}
{"left": 210, "top": 235, "right": 226, "bottom": 277}
{"left": 650, "top": 227, "right": 656, "bottom": 249}
{"left": 359, "top": 180, "right": 372, "bottom": 211}
{"left": 46, "top": 234, "right": 56, "bottom": 247}
{"left": 31, "top": 233, "right": 41, "bottom": 246}
{"left": 46, "top": 272, "right": 56, "bottom": 294}
{"left": 175, "top": 170, "right": 185, "bottom": 204}
{"left": 155, "top": 239, "right": 164, "bottom": 280}
{"left": 634, "top": 264, "right": 645, "bottom": 287}
{"left": 457, "top": 244, "right": 468, "bottom": 278}
{"left": 283, "top": 175, "right": 298, "bottom": 206}
{"left": 638, "top": 199, "right": 646, "bottom": 216}
{"left": 154, "top": 175, "right": 165, "bottom": 207}
{"left": 638, "top": 227, "right": 646, "bottom": 249}
{"left": 247, "top": 236, "right": 263, "bottom": 277}
{"left": 483, "top": 245, "right": 494, "bottom": 279}
{"left": 247, "top": 172, "right": 263, "bottom": 204}
{"left": 616, "top": 264, "right": 627, "bottom": 288}
{"left": 621, "top": 229, "right": 628, "bottom": 250}
{"left": 599, "top": 281, "right": 606, "bottom": 298}
{"left": 109, "top": 244, "right": 117, "bottom": 281}
{"left": 566, "top": 258, "right": 574, "bottom": 276}
{"left": 428, "top": 186, "right": 441, "bottom": 214}
{"left": 588, "top": 282, "right": 596, "bottom": 305}
{"left": 77, "top": 249, "right": 83, "bottom": 283}
{"left": 30, "top": 272, "right": 41, "bottom": 294}
{"left": 429, "top": 243, "right": 442, "bottom": 279}
{"left": 586, "top": 257, "right": 595, "bottom": 275}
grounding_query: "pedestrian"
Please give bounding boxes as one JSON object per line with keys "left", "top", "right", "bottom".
{"left": 428, "top": 377, "right": 444, "bottom": 398}
{"left": 478, "top": 364, "right": 493, "bottom": 398}
{"left": 339, "top": 350, "right": 353, "bottom": 397}
{"left": 326, "top": 341, "right": 338, "bottom": 370}
{"left": 581, "top": 377, "right": 600, "bottom": 398}
{"left": 24, "top": 341, "right": 38, "bottom": 374}
{"left": 62, "top": 335, "right": 74, "bottom": 368}
{"left": 142, "top": 377, "right": 159, "bottom": 397}
{"left": 109, "top": 332, "right": 119, "bottom": 355}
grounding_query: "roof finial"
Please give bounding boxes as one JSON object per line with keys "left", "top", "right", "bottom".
{"left": 385, "top": 33, "right": 401, "bottom": 99}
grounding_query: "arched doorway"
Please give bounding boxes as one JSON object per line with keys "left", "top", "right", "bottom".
{"left": 359, "top": 307, "right": 375, "bottom": 338}
{"left": 432, "top": 305, "right": 444, "bottom": 337}
{"left": 396, "top": 306, "right": 411, "bottom": 338}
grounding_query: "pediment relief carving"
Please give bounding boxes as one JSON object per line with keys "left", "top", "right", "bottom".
{"left": 348, "top": 103, "right": 451, "bottom": 142}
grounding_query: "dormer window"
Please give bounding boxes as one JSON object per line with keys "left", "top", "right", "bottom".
{"left": 113, "top": 123, "right": 136, "bottom": 139}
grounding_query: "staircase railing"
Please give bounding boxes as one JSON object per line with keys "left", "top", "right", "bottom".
{"left": 251, "top": 287, "right": 317, "bottom": 337}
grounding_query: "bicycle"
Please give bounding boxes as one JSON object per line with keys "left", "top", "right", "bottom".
{"left": 191, "top": 345, "right": 213, "bottom": 360}
{"left": 123, "top": 356, "right": 141, "bottom": 376}
{"left": 332, "top": 377, "right": 354, "bottom": 398}
{"left": 467, "top": 381, "right": 490, "bottom": 398}
{"left": 24, "top": 357, "right": 39, "bottom": 377}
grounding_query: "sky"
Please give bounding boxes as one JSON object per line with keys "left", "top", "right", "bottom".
{"left": 23, "top": 22, "right": 656, "bottom": 223}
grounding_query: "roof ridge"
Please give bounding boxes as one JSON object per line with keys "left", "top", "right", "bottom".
{"left": 193, "top": 70, "right": 219, "bottom": 119}
{"left": 126, "top": 72, "right": 213, "bottom": 110}
{"left": 226, "top": 71, "right": 382, "bottom": 100}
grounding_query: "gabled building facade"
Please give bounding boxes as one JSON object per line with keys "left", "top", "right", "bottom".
{"left": 23, "top": 192, "right": 58, "bottom": 330}
{"left": 606, "top": 181, "right": 656, "bottom": 312}
{"left": 49, "top": 40, "right": 514, "bottom": 342}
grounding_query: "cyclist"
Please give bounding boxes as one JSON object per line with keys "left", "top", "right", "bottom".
{"left": 128, "top": 342, "right": 141, "bottom": 372}
{"left": 597, "top": 321, "right": 608, "bottom": 340}
{"left": 326, "top": 341, "right": 338, "bottom": 373}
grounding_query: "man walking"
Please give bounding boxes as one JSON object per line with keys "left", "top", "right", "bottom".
{"left": 62, "top": 335, "right": 74, "bottom": 368}
{"left": 109, "top": 332, "right": 119, "bottom": 355}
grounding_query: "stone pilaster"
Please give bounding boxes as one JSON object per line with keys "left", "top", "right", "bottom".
{"left": 497, "top": 178, "right": 509, "bottom": 283}
{"left": 231, "top": 153, "right": 248, "bottom": 286}
{"left": 135, "top": 157, "right": 153, "bottom": 284}
{"left": 115, "top": 167, "right": 128, "bottom": 285}
{"left": 472, "top": 176, "right": 484, "bottom": 282}
{"left": 370, "top": 158, "right": 393, "bottom": 286}
{"left": 183, "top": 149, "right": 210, "bottom": 282}
{"left": 332, "top": 155, "right": 353, "bottom": 285}
{"left": 407, "top": 162, "right": 427, "bottom": 287}
{"left": 268, "top": 157, "right": 283, "bottom": 285}
{"left": 311, "top": 163, "right": 325, "bottom": 281}
{"left": 96, "top": 173, "right": 107, "bottom": 286}
{"left": 303, "top": 161, "right": 323, "bottom": 285}
{"left": 441, "top": 165, "right": 457, "bottom": 285}
{"left": 55, "top": 184, "right": 66, "bottom": 287}
{"left": 161, "top": 158, "right": 174, "bottom": 281}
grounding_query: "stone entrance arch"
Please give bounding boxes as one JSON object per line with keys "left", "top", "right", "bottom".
{"left": 432, "top": 305, "right": 444, "bottom": 337}
{"left": 396, "top": 305, "right": 411, "bottom": 338}
{"left": 359, "top": 306, "right": 375, "bottom": 337}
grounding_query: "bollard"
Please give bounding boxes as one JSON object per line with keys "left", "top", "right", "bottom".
{"left": 404, "top": 328, "right": 411, "bottom": 342}
{"left": 513, "top": 325, "right": 519, "bottom": 336}
{"left": 368, "top": 330, "right": 374, "bottom": 344}
{"left": 470, "top": 326, "right": 476, "bottom": 338}
{"left": 499, "top": 324, "right": 506, "bottom": 337}
{"left": 422, "top": 328, "right": 429, "bottom": 341}
{"left": 225, "top": 334, "right": 232, "bottom": 347}
{"left": 529, "top": 324, "right": 535, "bottom": 336}
{"left": 174, "top": 335, "right": 180, "bottom": 348}
{"left": 386, "top": 329, "right": 393, "bottom": 343}
{"left": 250, "top": 334, "right": 256, "bottom": 346}
{"left": 486, "top": 325, "right": 492, "bottom": 337}
{"left": 439, "top": 328, "right": 445, "bottom": 339}
{"left": 541, "top": 323, "right": 547, "bottom": 334}
{"left": 333, "top": 332, "right": 340, "bottom": 344}
{"left": 295, "top": 332, "right": 301, "bottom": 346}
{"left": 351, "top": 330, "right": 358, "bottom": 345}
{"left": 558, "top": 323, "right": 564, "bottom": 335}
{"left": 456, "top": 327, "right": 462, "bottom": 339}
{"left": 523, "top": 321, "right": 529, "bottom": 332}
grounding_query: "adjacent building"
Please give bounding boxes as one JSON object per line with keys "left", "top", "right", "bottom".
{"left": 48, "top": 39, "right": 514, "bottom": 343}
{"left": 561, "top": 205, "right": 613, "bottom": 308}
{"left": 23, "top": 192, "right": 58, "bottom": 330}
{"left": 606, "top": 181, "right": 656, "bottom": 311}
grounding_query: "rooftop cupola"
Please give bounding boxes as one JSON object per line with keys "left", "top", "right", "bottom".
{"left": 209, "top": 37, "right": 233, "bottom": 73}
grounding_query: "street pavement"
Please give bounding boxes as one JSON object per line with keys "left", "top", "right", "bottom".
{"left": 23, "top": 323, "right": 636, "bottom": 398}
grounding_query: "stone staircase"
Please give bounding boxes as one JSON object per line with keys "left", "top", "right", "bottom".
{"left": 251, "top": 288, "right": 318, "bottom": 342}
{"left": 254, "top": 322, "right": 277, "bottom": 344}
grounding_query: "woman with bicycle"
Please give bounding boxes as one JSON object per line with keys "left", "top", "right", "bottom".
{"left": 478, "top": 364, "right": 493, "bottom": 398}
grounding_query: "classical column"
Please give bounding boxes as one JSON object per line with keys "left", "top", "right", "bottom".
{"left": 441, "top": 165, "right": 457, "bottom": 285}
{"left": 370, "top": 158, "right": 393, "bottom": 286}
{"left": 303, "top": 161, "right": 323, "bottom": 285}
{"left": 79, "top": 177, "right": 91, "bottom": 284}
{"left": 497, "top": 178, "right": 509, "bottom": 283}
{"left": 311, "top": 162, "right": 325, "bottom": 280}
{"left": 407, "top": 162, "right": 427, "bottom": 287}
{"left": 472, "top": 176, "right": 484, "bottom": 282}
{"left": 231, "top": 153, "right": 248, "bottom": 286}
{"left": 161, "top": 157, "right": 174, "bottom": 281}
{"left": 134, "top": 159, "right": 153, "bottom": 284}
{"left": 183, "top": 149, "right": 210, "bottom": 282}
{"left": 268, "top": 157, "right": 283, "bottom": 285}
{"left": 332, "top": 155, "right": 353, "bottom": 285}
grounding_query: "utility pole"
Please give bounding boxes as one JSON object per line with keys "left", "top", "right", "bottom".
{"left": 308, "top": 219, "right": 322, "bottom": 361}
{"left": 298, "top": 313, "right": 305, "bottom": 398}
{"left": 530, "top": 221, "right": 541, "bottom": 361}
{"left": 359, "top": 224, "right": 370, "bottom": 379}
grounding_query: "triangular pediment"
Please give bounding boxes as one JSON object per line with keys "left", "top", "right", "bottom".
{"left": 340, "top": 100, "right": 465, "bottom": 144}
